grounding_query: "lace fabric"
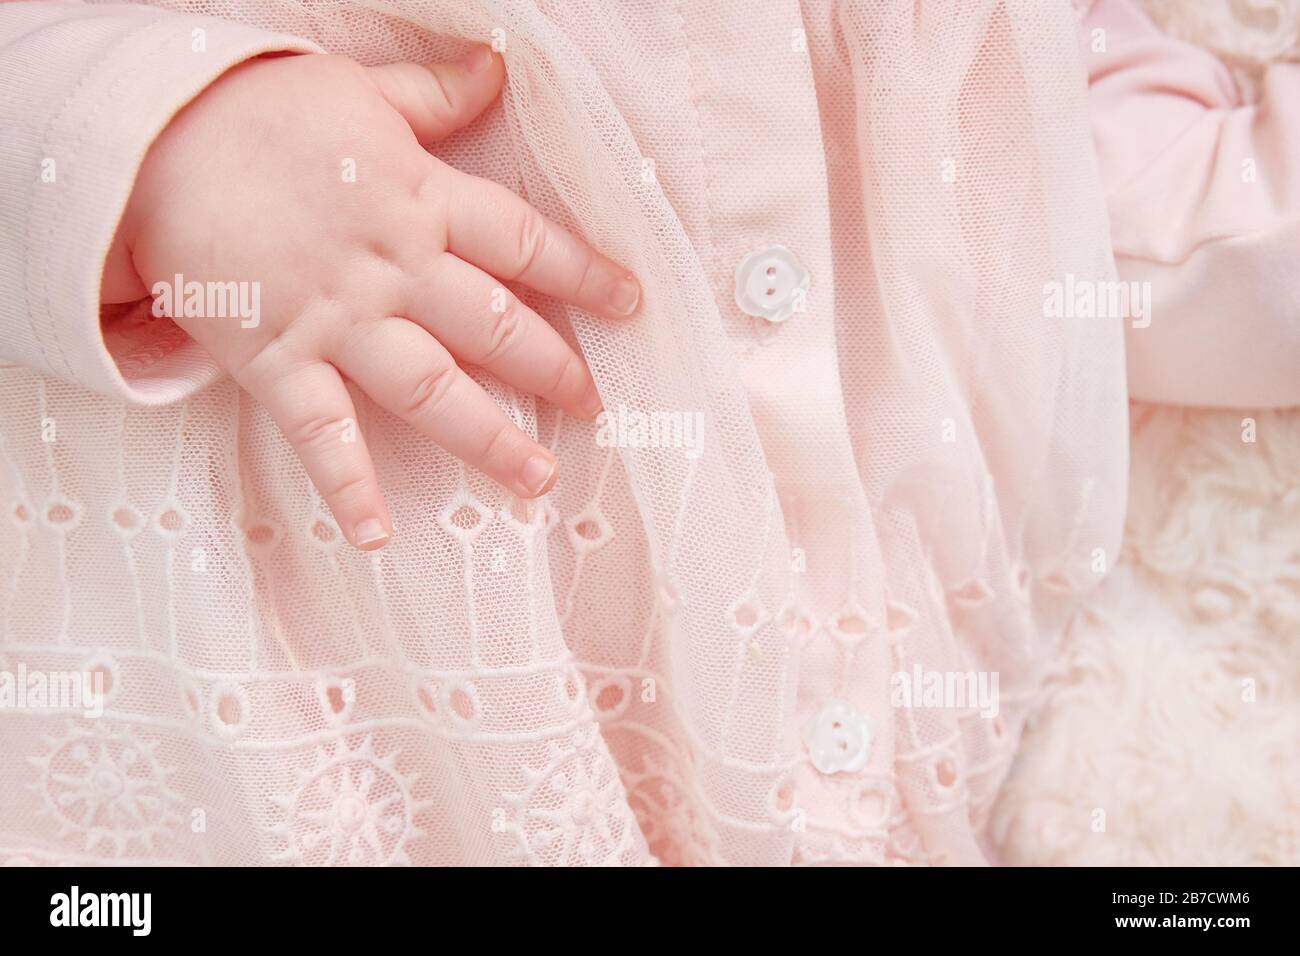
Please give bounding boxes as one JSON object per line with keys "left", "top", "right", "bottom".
{"left": 0, "top": 0, "right": 1128, "bottom": 865}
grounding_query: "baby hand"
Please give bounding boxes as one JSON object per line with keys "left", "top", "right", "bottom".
{"left": 103, "top": 48, "right": 639, "bottom": 550}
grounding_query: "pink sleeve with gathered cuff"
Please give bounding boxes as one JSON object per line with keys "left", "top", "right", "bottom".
{"left": 0, "top": 1, "right": 321, "bottom": 405}
{"left": 1084, "top": 0, "right": 1300, "bottom": 409}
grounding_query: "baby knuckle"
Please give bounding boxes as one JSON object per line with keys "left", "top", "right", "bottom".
{"left": 421, "top": 65, "right": 457, "bottom": 118}
{"left": 289, "top": 415, "right": 353, "bottom": 450}
{"left": 478, "top": 420, "right": 519, "bottom": 466}
{"left": 512, "top": 209, "right": 549, "bottom": 279}
{"left": 415, "top": 162, "right": 447, "bottom": 206}
{"left": 547, "top": 351, "right": 580, "bottom": 399}
{"left": 572, "top": 246, "right": 598, "bottom": 298}
{"left": 229, "top": 331, "right": 292, "bottom": 392}
{"left": 403, "top": 364, "right": 457, "bottom": 419}
{"left": 320, "top": 471, "right": 376, "bottom": 504}
{"left": 483, "top": 299, "right": 526, "bottom": 363}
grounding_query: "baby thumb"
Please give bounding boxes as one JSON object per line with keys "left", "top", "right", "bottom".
{"left": 368, "top": 46, "right": 505, "bottom": 145}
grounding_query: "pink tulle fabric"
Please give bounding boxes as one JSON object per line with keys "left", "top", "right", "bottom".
{"left": 0, "top": 0, "right": 1130, "bottom": 865}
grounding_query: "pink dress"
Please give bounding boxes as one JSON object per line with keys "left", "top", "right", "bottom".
{"left": 0, "top": 0, "right": 1295, "bottom": 865}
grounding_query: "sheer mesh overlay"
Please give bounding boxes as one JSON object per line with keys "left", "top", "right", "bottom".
{"left": 0, "top": 0, "right": 1127, "bottom": 865}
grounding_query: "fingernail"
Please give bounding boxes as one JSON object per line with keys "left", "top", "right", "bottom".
{"left": 463, "top": 46, "right": 495, "bottom": 74}
{"left": 580, "top": 380, "right": 603, "bottom": 420}
{"left": 518, "top": 454, "right": 556, "bottom": 497}
{"left": 607, "top": 274, "right": 640, "bottom": 316}
{"left": 354, "top": 519, "right": 390, "bottom": 549}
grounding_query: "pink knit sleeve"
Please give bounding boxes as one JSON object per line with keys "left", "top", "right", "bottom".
{"left": 0, "top": 1, "right": 321, "bottom": 405}
{"left": 1083, "top": 0, "right": 1300, "bottom": 408}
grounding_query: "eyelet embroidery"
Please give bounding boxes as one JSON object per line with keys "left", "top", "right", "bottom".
{"left": 208, "top": 682, "right": 251, "bottom": 739}
{"left": 41, "top": 495, "right": 83, "bottom": 533}
{"left": 588, "top": 675, "right": 632, "bottom": 721}
{"left": 885, "top": 600, "right": 918, "bottom": 634}
{"left": 307, "top": 515, "right": 343, "bottom": 552}
{"left": 437, "top": 489, "right": 493, "bottom": 545}
{"left": 108, "top": 502, "right": 143, "bottom": 539}
{"left": 726, "top": 593, "right": 768, "bottom": 639}
{"left": 441, "top": 680, "right": 481, "bottom": 734}
{"left": 81, "top": 653, "right": 120, "bottom": 707}
{"left": 150, "top": 500, "right": 188, "bottom": 540}
{"left": 947, "top": 578, "right": 995, "bottom": 609}
{"left": 565, "top": 506, "right": 613, "bottom": 554}
{"left": 316, "top": 674, "right": 356, "bottom": 724}
{"left": 10, "top": 499, "right": 34, "bottom": 529}
{"left": 828, "top": 602, "right": 877, "bottom": 646}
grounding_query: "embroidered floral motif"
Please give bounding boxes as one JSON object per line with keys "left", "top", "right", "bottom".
{"left": 269, "top": 735, "right": 429, "bottom": 866}
{"left": 28, "top": 721, "right": 184, "bottom": 857}
{"left": 500, "top": 728, "right": 635, "bottom": 866}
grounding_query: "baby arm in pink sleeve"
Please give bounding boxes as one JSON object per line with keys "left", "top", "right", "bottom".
{"left": 0, "top": 1, "right": 324, "bottom": 404}
{"left": 1, "top": 3, "right": 641, "bottom": 550}
{"left": 1084, "top": 0, "right": 1300, "bottom": 408}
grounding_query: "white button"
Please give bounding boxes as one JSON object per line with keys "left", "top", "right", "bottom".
{"left": 734, "top": 245, "right": 809, "bottom": 323}
{"left": 803, "top": 699, "right": 871, "bottom": 775}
